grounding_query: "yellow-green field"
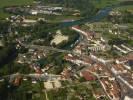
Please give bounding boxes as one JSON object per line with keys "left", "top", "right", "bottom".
{"left": 0, "top": 0, "right": 34, "bottom": 19}
{"left": 92, "top": 0, "right": 119, "bottom": 8}
{"left": 0, "top": 0, "right": 34, "bottom": 8}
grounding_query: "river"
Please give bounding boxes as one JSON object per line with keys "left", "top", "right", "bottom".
{"left": 58, "top": 0, "right": 133, "bottom": 50}
{"left": 59, "top": 1, "right": 133, "bottom": 28}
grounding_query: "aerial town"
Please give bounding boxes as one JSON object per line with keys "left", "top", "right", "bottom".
{"left": 0, "top": 0, "right": 132, "bottom": 100}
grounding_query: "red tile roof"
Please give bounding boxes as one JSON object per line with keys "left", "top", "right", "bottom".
{"left": 81, "top": 71, "right": 96, "bottom": 81}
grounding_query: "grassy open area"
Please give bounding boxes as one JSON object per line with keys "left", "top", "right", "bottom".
{"left": 0, "top": 0, "right": 34, "bottom": 19}
{"left": 0, "top": 0, "right": 34, "bottom": 8}
{"left": 113, "top": 5, "right": 133, "bottom": 12}
{"left": 0, "top": 10, "right": 11, "bottom": 19}
{"left": 92, "top": 0, "right": 119, "bottom": 8}
{"left": 26, "top": 14, "right": 80, "bottom": 23}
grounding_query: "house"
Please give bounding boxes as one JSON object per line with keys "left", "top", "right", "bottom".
{"left": 0, "top": 40, "right": 4, "bottom": 47}
{"left": 44, "top": 80, "right": 61, "bottom": 90}
{"left": 80, "top": 71, "right": 96, "bottom": 81}
{"left": 88, "top": 45, "right": 106, "bottom": 52}
{"left": 123, "top": 59, "right": 133, "bottom": 70}
{"left": 74, "top": 45, "right": 82, "bottom": 54}
{"left": 13, "top": 76, "right": 22, "bottom": 86}
{"left": 124, "top": 96, "right": 133, "bottom": 100}
{"left": 61, "top": 68, "right": 72, "bottom": 79}
{"left": 30, "top": 10, "right": 38, "bottom": 15}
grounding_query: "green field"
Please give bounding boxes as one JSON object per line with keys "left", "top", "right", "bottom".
{"left": 92, "top": 0, "right": 119, "bottom": 8}
{"left": 0, "top": 0, "right": 34, "bottom": 19}
{"left": 0, "top": 0, "right": 34, "bottom": 8}
{"left": 114, "top": 5, "right": 133, "bottom": 11}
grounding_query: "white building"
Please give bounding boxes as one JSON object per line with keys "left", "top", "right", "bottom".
{"left": 30, "top": 10, "right": 38, "bottom": 15}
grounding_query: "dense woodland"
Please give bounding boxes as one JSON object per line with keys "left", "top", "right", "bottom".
{"left": 0, "top": 21, "right": 10, "bottom": 34}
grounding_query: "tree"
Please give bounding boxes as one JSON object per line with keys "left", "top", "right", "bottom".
{"left": 0, "top": 81, "right": 9, "bottom": 100}
{"left": 0, "top": 44, "right": 18, "bottom": 68}
{"left": 0, "top": 21, "right": 10, "bottom": 34}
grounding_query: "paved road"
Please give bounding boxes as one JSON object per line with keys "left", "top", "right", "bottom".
{"left": 0, "top": 73, "right": 61, "bottom": 82}
{"left": 24, "top": 44, "right": 72, "bottom": 53}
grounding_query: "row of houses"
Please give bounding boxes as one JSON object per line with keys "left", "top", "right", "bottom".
{"left": 29, "top": 6, "right": 63, "bottom": 15}
{"left": 113, "top": 44, "right": 132, "bottom": 54}
{"left": 80, "top": 63, "right": 121, "bottom": 100}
